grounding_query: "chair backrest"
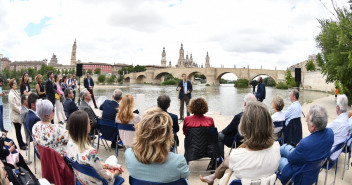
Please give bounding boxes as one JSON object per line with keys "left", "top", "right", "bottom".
{"left": 117, "top": 123, "right": 135, "bottom": 131}
{"left": 289, "top": 158, "right": 327, "bottom": 184}
{"left": 65, "top": 156, "right": 109, "bottom": 185}
{"left": 184, "top": 127, "right": 220, "bottom": 162}
{"left": 273, "top": 121, "right": 284, "bottom": 134}
{"left": 129, "top": 176, "right": 187, "bottom": 185}
{"left": 229, "top": 180, "right": 242, "bottom": 185}
{"left": 228, "top": 173, "right": 277, "bottom": 185}
{"left": 283, "top": 117, "right": 302, "bottom": 146}
{"left": 98, "top": 119, "right": 118, "bottom": 141}
{"left": 329, "top": 141, "right": 346, "bottom": 161}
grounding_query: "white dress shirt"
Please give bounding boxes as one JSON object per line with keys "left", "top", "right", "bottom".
{"left": 327, "top": 112, "right": 350, "bottom": 160}
{"left": 284, "top": 101, "right": 302, "bottom": 126}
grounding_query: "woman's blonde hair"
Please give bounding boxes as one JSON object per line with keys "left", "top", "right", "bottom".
{"left": 272, "top": 95, "right": 284, "bottom": 111}
{"left": 117, "top": 94, "right": 135, "bottom": 124}
{"left": 238, "top": 102, "right": 275, "bottom": 150}
{"left": 35, "top": 74, "right": 42, "bottom": 83}
{"left": 68, "top": 110, "right": 91, "bottom": 152}
{"left": 132, "top": 108, "right": 174, "bottom": 164}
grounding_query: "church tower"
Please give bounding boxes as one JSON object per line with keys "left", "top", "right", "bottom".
{"left": 205, "top": 52, "right": 210, "bottom": 68}
{"left": 71, "top": 39, "right": 77, "bottom": 66}
{"left": 161, "top": 47, "right": 167, "bottom": 67}
{"left": 177, "top": 43, "right": 185, "bottom": 67}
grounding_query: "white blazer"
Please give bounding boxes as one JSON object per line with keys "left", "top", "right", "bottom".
{"left": 8, "top": 89, "right": 21, "bottom": 123}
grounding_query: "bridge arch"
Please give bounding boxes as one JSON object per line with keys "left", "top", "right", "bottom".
{"left": 124, "top": 76, "right": 130, "bottom": 83}
{"left": 187, "top": 71, "right": 207, "bottom": 84}
{"left": 216, "top": 72, "right": 240, "bottom": 82}
{"left": 136, "top": 75, "right": 146, "bottom": 84}
{"left": 250, "top": 74, "right": 277, "bottom": 83}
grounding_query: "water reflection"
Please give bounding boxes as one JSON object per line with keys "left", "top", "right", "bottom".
{"left": 1, "top": 84, "right": 329, "bottom": 130}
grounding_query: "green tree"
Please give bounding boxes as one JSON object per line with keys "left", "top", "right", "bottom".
{"left": 98, "top": 74, "right": 106, "bottom": 83}
{"left": 234, "top": 79, "right": 249, "bottom": 88}
{"left": 82, "top": 69, "right": 86, "bottom": 75}
{"left": 263, "top": 76, "right": 276, "bottom": 87}
{"left": 315, "top": 2, "right": 352, "bottom": 102}
{"left": 285, "top": 69, "right": 294, "bottom": 84}
{"left": 306, "top": 60, "right": 316, "bottom": 71}
{"left": 87, "top": 69, "right": 93, "bottom": 74}
{"left": 94, "top": 68, "right": 101, "bottom": 75}
{"left": 220, "top": 78, "right": 227, "bottom": 84}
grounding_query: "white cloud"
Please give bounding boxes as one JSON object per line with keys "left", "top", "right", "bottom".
{"left": 0, "top": 0, "right": 349, "bottom": 70}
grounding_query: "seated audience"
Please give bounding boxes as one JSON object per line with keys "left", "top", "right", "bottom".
{"left": 25, "top": 93, "right": 40, "bottom": 135}
{"left": 183, "top": 98, "right": 214, "bottom": 135}
{"left": 278, "top": 104, "right": 334, "bottom": 184}
{"left": 200, "top": 102, "right": 280, "bottom": 185}
{"left": 0, "top": 132, "right": 38, "bottom": 185}
{"left": 32, "top": 99, "right": 69, "bottom": 156}
{"left": 63, "top": 88, "right": 78, "bottom": 121}
{"left": 284, "top": 89, "right": 302, "bottom": 126}
{"left": 271, "top": 95, "right": 285, "bottom": 135}
{"left": 66, "top": 110, "right": 124, "bottom": 185}
{"left": 218, "top": 93, "right": 256, "bottom": 158}
{"left": 157, "top": 95, "right": 180, "bottom": 139}
{"left": 327, "top": 94, "right": 350, "bottom": 161}
{"left": 79, "top": 89, "right": 97, "bottom": 133}
{"left": 100, "top": 89, "right": 122, "bottom": 121}
{"left": 271, "top": 95, "right": 285, "bottom": 122}
{"left": 125, "top": 108, "right": 190, "bottom": 183}
{"left": 116, "top": 94, "right": 141, "bottom": 148}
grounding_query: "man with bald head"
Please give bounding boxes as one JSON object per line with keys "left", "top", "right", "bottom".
{"left": 218, "top": 93, "right": 256, "bottom": 157}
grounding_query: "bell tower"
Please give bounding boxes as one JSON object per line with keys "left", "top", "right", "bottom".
{"left": 205, "top": 52, "right": 210, "bottom": 68}
{"left": 71, "top": 39, "right": 77, "bottom": 66}
{"left": 177, "top": 43, "right": 185, "bottom": 67}
{"left": 161, "top": 47, "right": 166, "bottom": 67}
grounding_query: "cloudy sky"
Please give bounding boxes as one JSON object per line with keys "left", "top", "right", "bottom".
{"left": 0, "top": 0, "right": 349, "bottom": 71}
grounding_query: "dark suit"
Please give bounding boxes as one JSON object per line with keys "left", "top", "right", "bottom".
{"left": 177, "top": 80, "right": 192, "bottom": 119}
{"left": 63, "top": 98, "right": 78, "bottom": 121}
{"left": 168, "top": 112, "right": 180, "bottom": 147}
{"left": 280, "top": 128, "right": 334, "bottom": 184}
{"left": 25, "top": 110, "right": 40, "bottom": 135}
{"left": 79, "top": 100, "right": 97, "bottom": 128}
{"left": 255, "top": 82, "right": 266, "bottom": 102}
{"left": 99, "top": 100, "right": 119, "bottom": 121}
{"left": 45, "top": 79, "right": 55, "bottom": 106}
{"left": 84, "top": 77, "right": 97, "bottom": 108}
{"left": 221, "top": 112, "right": 243, "bottom": 147}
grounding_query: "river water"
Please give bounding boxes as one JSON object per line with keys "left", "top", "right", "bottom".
{"left": 1, "top": 84, "right": 329, "bottom": 130}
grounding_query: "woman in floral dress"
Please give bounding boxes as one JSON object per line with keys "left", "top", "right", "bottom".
{"left": 66, "top": 110, "right": 124, "bottom": 185}
{"left": 32, "top": 99, "right": 69, "bottom": 156}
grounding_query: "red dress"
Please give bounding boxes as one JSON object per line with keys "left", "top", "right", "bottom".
{"left": 183, "top": 114, "right": 215, "bottom": 135}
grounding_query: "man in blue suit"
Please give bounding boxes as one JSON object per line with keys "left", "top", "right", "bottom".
{"left": 63, "top": 88, "right": 78, "bottom": 121}
{"left": 25, "top": 93, "right": 40, "bottom": 136}
{"left": 99, "top": 89, "right": 122, "bottom": 121}
{"left": 255, "top": 77, "right": 266, "bottom": 102}
{"left": 278, "top": 104, "right": 334, "bottom": 184}
{"left": 176, "top": 73, "right": 192, "bottom": 120}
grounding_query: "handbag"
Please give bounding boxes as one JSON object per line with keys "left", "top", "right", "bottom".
{"left": 55, "top": 93, "right": 60, "bottom": 100}
{"left": 60, "top": 95, "right": 65, "bottom": 103}
{"left": 11, "top": 166, "right": 39, "bottom": 185}
{"left": 6, "top": 149, "right": 20, "bottom": 168}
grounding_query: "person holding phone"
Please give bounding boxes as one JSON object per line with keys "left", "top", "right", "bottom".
{"left": 176, "top": 73, "right": 192, "bottom": 120}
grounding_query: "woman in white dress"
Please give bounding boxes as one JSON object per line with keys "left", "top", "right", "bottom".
{"left": 200, "top": 102, "right": 281, "bottom": 185}
{"left": 53, "top": 74, "right": 66, "bottom": 124}
{"left": 116, "top": 94, "right": 141, "bottom": 148}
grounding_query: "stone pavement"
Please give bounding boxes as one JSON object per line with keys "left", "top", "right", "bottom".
{"left": 5, "top": 95, "right": 352, "bottom": 185}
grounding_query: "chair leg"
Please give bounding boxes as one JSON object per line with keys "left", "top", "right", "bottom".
{"left": 34, "top": 146, "right": 36, "bottom": 174}
{"left": 97, "top": 136, "right": 100, "bottom": 152}
{"left": 324, "top": 160, "right": 329, "bottom": 185}
{"left": 343, "top": 151, "right": 347, "bottom": 180}
{"left": 333, "top": 160, "right": 338, "bottom": 185}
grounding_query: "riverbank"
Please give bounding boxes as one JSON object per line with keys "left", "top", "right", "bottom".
{"left": 4, "top": 94, "right": 351, "bottom": 185}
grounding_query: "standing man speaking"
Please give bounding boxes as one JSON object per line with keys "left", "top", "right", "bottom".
{"left": 177, "top": 73, "right": 193, "bottom": 120}
{"left": 255, "top": 76, "right": 266, "bottom": 102}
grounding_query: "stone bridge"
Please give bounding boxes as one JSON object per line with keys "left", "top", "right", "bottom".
{"left": 124, "top": 67, "right": 286, "bottom": 85}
